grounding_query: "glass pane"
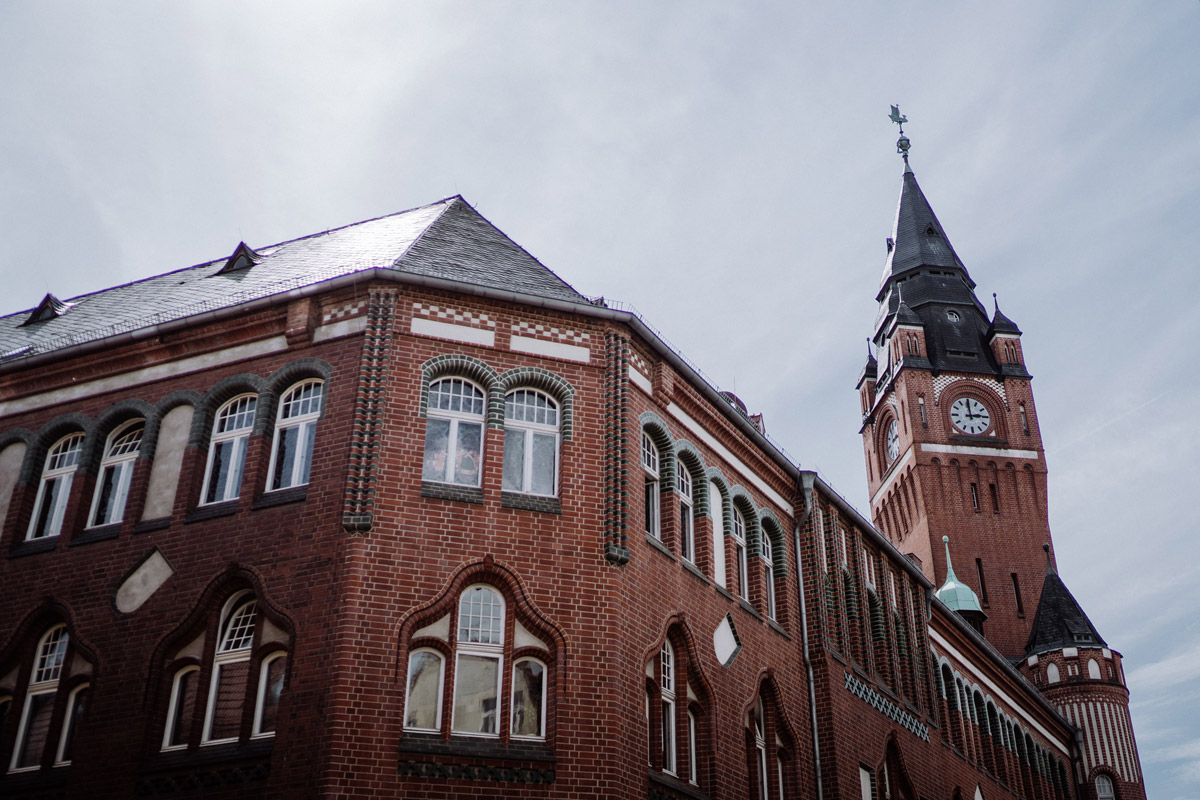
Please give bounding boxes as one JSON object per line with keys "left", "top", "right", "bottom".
{"left": 58, "top": 686, "right": 89, "bottom": 763}
{"left": 208, "top": 660, "right": 249, "bottom": 741}
{"left": 36, "top": 628, "right": 68, "bottom": 682}
{"left": 511, "top": 660, "right": 544, "bottom": 737}
{"left": 531, "top": 433, "right": 556, "bottom": 496}
{"left": 30, "top": 476, "right": 64, "bottom": 539}
{"left": 453, "top": 422, "right": 482, "bottom": 486}
{"left": 453, "top": 654, "right": 499, "bottom": 735}
{"left": 503, "top": 430, "right": 525, "bottom": 492}
{"left": 205, "top": 441, "right": 231, "bottom": 503}
{"left": 298, "top": 422, "right": 317, "bottom": 485}
{"left": 226, "top": 437, "right": 247, "bottom": 500}
{"left": 458, "top": 587, "right": 503, "bottom": 644}
{"left": 167, "top": 670, "right": 197, "bottom": 747}
{"left": 257, "top": 656, "right": 286, "bottom": 734}
{"left": 662, "top": 699, "right": 675, "bottom": 772}
{"left": 272, "top": 426, "right": 299, "bottom": 490}
{"left": 405, "top": 652, "right": 443, "bottom": 730}
{"left": 422, "top": 418, "right": 450, "bottom": 482}
{"left": 220, "top": 601, "right": 257, "bottom": 652}
{"left": 92, "top": 465, "right": 119, "bottom": 525}
{"left": 17, "top": 692, "right": 54, "bottom": 768}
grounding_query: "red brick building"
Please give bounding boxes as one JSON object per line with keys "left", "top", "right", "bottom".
{"left": 0, "top": 153, "right": 1143, "bottom": 798}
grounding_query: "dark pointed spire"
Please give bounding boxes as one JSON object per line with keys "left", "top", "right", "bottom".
{"left": 988, "top": 292, "right": 1022, "bottom": 336}
{"left": 1025, "top": 543, "right": 1108, "bottom": 656}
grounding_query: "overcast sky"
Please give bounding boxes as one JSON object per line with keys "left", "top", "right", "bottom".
{"left": 2, "top": 2, "right": 1197, "bottom": 795}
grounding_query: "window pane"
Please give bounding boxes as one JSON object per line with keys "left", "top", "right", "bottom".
{"left": 511, "top": 660, "right": 544, "bottom": 737}
{"left": 453, "top": 422, "right": 482, "bottom": 485}
{"left": 531, "top": 433, "right": 556, "bottom": 496}
{"left": 257, "top": 656, "right": 286, "bottom": 734}
{"left": 502, "top": 429, "right": 525, "bottom": 492}
{"left": 298, "top": 422, "right": 317, "bottom": 485}
{"left": 30, "top": 475, "right": 65, "bottom": 539}
{"left": 220, "top": 601, "right": 257, "bottom": 652}
{"left": 405, "top": 652, "right": 443, "bottom": 730}
{"left": 92, "top": 464, "right": 120, "bottom": 525}
{"left": 205, "top": 440, "right": 232, "bottom": 503}
{"left": 644, "top": 480, "right": 658, "bottom": 538}
{"left": 458, "top": 587, "right": 503, "bottom": 644}
{"left": 272, "top": 426, "right": 299, "bottom": 490}
{"left": 17, "top": 692, "right": 54, "bottom": 769}
{"left": 58, "top": 686, "right": 89, "bottom": 763}
{"left": 662, "top": 699, "right": 675, "bottom": 772}
{"left": 422, "top": 418, "right": 450, "bottom": 482}
{"left": 167, "top": 670, "right": 197, "bottom": 748}
{"left": 453, "top": 654, "right": 499, "bottom": 735}
{"left": 36, "top": 627, "right": 69, "bottom": 683}
{"left": 208, "top": 660, "right": 249, "bottom": 741}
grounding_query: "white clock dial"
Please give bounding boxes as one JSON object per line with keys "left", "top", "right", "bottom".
{"left": 950, "top": 397, "right": 991, "bottom": 435}
{"left": 886, "top": 420, "right": 900, "bottom": 462}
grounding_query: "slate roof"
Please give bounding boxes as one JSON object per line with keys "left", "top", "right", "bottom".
{"left": 877, "top": 168, "right": 973, "bottom": 298}
{"left": 0, "top": 196, "right": 588, "bottom": 365}
{"left": 1025, "top": 558, "right": 1108, "bottom": 657}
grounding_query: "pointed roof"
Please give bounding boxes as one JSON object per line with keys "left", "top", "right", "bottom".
{"left": 988, "top": 294, "right": 1022, "bottom": 336}
{"left": 878, "top": 168, "right": 973, "bottom": 298}
{"left": 20, "top": 293, "right": 74, "bottom": 327}
{"left": 0, "top": 196, "right": 589, "bottom": 365}
{"left": 935, "top": 536, "right": 983, "bottom": 615}
{"left": 1025, "top": 545, "right": 1108, "bottom": 656}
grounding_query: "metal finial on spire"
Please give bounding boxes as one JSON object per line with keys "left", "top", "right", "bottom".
{"left": 942, "top": 535, "right": 957, "bottom": 579}
{"left": 889, "top": 105, "right": 911, "bottom": 170}
{"left": 1043, "top": 542, "right": 1055, "bottom": 572}
{"left": 993, "top": 292, "right": 1000, "bottom": 315}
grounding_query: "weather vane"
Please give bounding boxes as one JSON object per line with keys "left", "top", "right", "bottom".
{"left": 889, "top": 105, "right": 911, "bottom": 164}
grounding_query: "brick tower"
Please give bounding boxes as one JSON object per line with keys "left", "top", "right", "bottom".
{"left": 856, "top": 119, "right": 1053, "bottom": 659}
{"left": 1019, "top": 546, "right": 1146, "bottom": 800}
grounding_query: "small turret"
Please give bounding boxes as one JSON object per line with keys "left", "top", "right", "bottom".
{"left": 935, "top": 536, "right": 986, "bottom": 635}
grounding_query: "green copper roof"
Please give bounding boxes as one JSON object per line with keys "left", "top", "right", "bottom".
{"left": 935, "top": 536, "right": 983, "bottom": 614}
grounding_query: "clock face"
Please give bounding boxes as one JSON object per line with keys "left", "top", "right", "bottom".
{"left": 950, "top": 397, "right": 991, "bottom": 435}
{"left": 886, "top": 420, "right": 900, "bottom": 462}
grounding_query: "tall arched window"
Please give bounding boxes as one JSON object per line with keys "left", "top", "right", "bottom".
{"left": 1088, "top": 658, "right": 1101, "bottom": 680}
{"left": 502, "top": 389, "right": 559, "bottom": 496}
{"left": 1095, "top": 773, "right": 1115, "bottom": 800}
{"left": 204, "top": 594, "right": 258, "bottom": 743}
{"left": 89, "top": 420, "right": 144, "bottom": 527}
{"left": 660, "top": 641, "right": 677, "bottom": 775}
{"left": 28, "top": 433, "right": 84, "bottom": 540}
{"left": 1046, "top": 663, "right": 1060, "bottom": 684}
{"left": 403, "top": 583, "right": 550, "bottom": 741}
{"left": 642, "top": 433, "right": 661, "bottom": 540}
{"left": 678, "top": 467, "right": 694, "bottom": 563}
{"left": 710, "top": 481, "right": 727, "bottom": 586}
{"left": 8, "top": 624, "right": 89, "bottom": 772}
{"left": 268, "top": 380, "right": 323, "bottom": 491}
{"left": 202, "top": 395, "right": 257, "bottom": 504}
{"left": 732, "top": 508, "right": 749, "bottom": 601}
{"left": 762, "top": 535, "right": 777, "bottom": 620}
{"left": 647, "top": 631, "right": 707, "bottom": 789}
{"left": 748, "top": 691, "right": 792, "bottom": 800}
{"left": 423, "top": 378, "right": 485, "bottom": 487}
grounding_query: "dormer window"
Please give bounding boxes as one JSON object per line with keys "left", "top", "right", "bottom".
{"left": 21, "top": 293, "right": 73, "bottom": 326}
{"left": 216, "top": 242, "right": 261, "bottom": 275}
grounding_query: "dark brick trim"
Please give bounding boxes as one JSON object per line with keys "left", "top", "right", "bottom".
{"left": 7, "top": 537, "right": 57, "bottom": 559}
{"left": 69, "top": 524, "right": 121, "bottom": 547}
{"left": 397, "top": 734, "right": 554, "bottom": 763}
{"left": 251, "top": 486, "right": 308, "bottom": 510}
{"left": 398, "top": 760, "right": 555, "bottom": 784}
{"left": 185, "top": 500, "right": 238, "bottom": 523}
{"left": 421, "top": 481, "right": 483, "bottom": 505}
{"left": 649, "top": 768, "right": 710, "bottom": 799}
{"left": 738, "top": 599, "right": 763, "bottom": 621}
{"left": 500, "top": 492, "right": 561, "bottom": 514}
{"left": 134, "top": 517, "right": 171, "bottom": 534}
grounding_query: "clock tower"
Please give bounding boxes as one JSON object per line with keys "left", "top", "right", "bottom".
{"left": 857, "top": 118, "right": 1051, "bottom": 659}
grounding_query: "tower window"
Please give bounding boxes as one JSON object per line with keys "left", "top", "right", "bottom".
{"left": 975, "top": 558, "right": 989, "bottom": 605}
{"left": 918, "top": 396, "right": 927, "bottom": 427}
{"left": 1011, "top": 573, "right": 1024, "bottom": 616}
{"left": 969, "top": 483, "right": 980, "bottom": 511}
{"left": 1019, "top": 403, "right": 1029, "bottom": 435}
{"left": 989, "top": 483, "right": 999, "bottom": 514}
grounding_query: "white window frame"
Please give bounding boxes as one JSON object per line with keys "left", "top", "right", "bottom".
{"left": 510, "top": 656, "right": 547, "bottom": 740}
{"left": 678, "top": 466, "right": 694, "bottom": 563}
{"left": 53, "top": 682, "right": 89, "bottom": 766}
{"left": 9, "top": 625, "right": 68, "bottom": 773}
{"left": 660, "top": 641, "right": 677, "bottom": 776}
{"left": 754, "top": 699, "right": 769, "bottom": 800}
{"left": 860, "top": 545, "right": 877, "bottom": 589}
{"left": 423, "top": 378, "right": 486, "bottom": 487}
{"left": 251, "top": 651, "right": 287, "bottom": 738}
{"left": 711, "top": 482, "right": 727, "bottom": 586}
{"left": 267, "top": 380, "right": 323, "bottom": 491}
{"left": 451, "top": 585, "right": 505, "bottom": 738}
{"left": 838, "top": 527, "right": 848, "bottom": 569}
{"left": 733, "top": 508, "right": 749, "bottom": 601}
{"left": 27, "top": 434, "right": 84, "bottom": 540}
{"left": 687, "top": 708, "right": 698, "bottom": 785}
{"left": 162, "top": 665, "right": 201, "bottom": 751}
{"left": 202, "top": 593, "right": 257, "bottom": 745}
{"left": 88, "top": 420, "right": 144, "bottom": 528}
{"left": 201, "top": 395, "right": 257, "bottom": 505}
{"left": 763, "top": 534, "right": 777, "bottom": 621}
{"left": 1095, "top": 774, "right": 1115, "bottom": 800}
{"left": 403, "top": 648, "right": 446, "bottom": 733}
{"left": 642, "top": 433, "right": 660, "bottom": 540}
{"left": 502, "top": 389, "right": 560, "bottom": 497}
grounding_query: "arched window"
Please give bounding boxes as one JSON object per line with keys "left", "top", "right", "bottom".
{"left": 28, "top": 433, "right": 84, "bottom": 540}
{"left": 747, "top": 692, "right": 792, "bottom": 800}
{"left": 642, "top": 433, "right": 661, "bottom": 540}
{"left": 402, "top": 583, "right": 550, "bottom": 741}
{"left": 763, "top": 534, "right": 777, "bottom": 620}
{"left": 678, "top": 467, "right": 694, "bottom": 563}
{"left": 8, "top": 624, "right": 88, "bottom": 772}
{"left": 1046, "top": 663, "right": 1060, "bottom": 684}
{"left": 1095, "top": 774, "right": 1115, "bottom": 800}
{"left": 647, "top": 631, "right": 707, "bottom": 789}
{"left": 710, "top": 481, "right": 727, "bottom": 586}
{"left": 502, "top": 389, "right": 559, "bottom": 496}
{"left": 1088, "top": 658, "right": 1101, "bottom": 680}
{"left": 268, "top": 380, "right": 323, "bottom": 491}
{"left": 753, "top": 698, "right": 769, "bottom": 800}
{"left": 660, "top": 641, "right": 677, "bottom": 775}
{"left": 423, "top": 378, "right": 485, "bottom": 487}
{"left": 202, "top": 395, "right": 257, "bottom": 504}
{"left": 89, "top": 420, "right": 144, "bottom": 527}
{"left": 162, "top": 590, "right": 288, "bottom": 751}
{"left": 732, "top": 508, "right": 749, "bottom": 601}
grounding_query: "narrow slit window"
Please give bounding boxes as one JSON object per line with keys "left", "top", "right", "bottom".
{"left": 975, "top": 558, "right": 989, "bottom": 605}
